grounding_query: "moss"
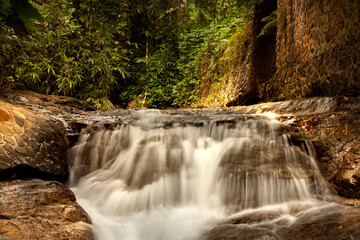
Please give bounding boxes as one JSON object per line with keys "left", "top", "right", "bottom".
{"left": 193, "top": 23, "right": 253, "bottom": 107}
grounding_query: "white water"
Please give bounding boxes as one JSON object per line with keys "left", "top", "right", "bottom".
{"left": 69, "top": 110, "right": 336, "bottom": 240}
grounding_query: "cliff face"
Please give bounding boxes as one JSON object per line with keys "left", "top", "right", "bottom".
{"left": 270, "top": 0, "right": 360, "bottom": 100}
{"left": 199, "top": 0, "right": 277, "bottom": 107}
{"left": 227, "top": 0, "right": 360, "bottom": 106}
{"left": 237, "top": 0, "right": 277, "bottom": 105}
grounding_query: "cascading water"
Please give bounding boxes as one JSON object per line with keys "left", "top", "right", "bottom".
{"left": 69, "top": 110, "right": 338, "bottom": 240}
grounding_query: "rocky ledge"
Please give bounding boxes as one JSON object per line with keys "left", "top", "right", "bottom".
{"left": 204, "top": 205, "right": 360, "bottom": 240}
{"left": 0, "top": 101, "right": 68, "bottom": 180}
{"left": 0, "top": 90, "right": 359, "bottom": 240}
{"left": 229, "top": 96, "right": 360, "bottom": 199}
{"left": 0, "top": 89, "right": 95, "bottom": 145}
{"left": 0, "top": 179, "right": 92, "bottom": 240}
{"left": 0, "top": 90, "right": 93, "bottom": 240}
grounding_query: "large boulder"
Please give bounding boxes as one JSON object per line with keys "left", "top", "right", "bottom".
{"left": 331, "top": 143, "right": 360, "bottom": 198}
{"left": 0, "top": 179, "right": 93, "bottom": 240}
{"left": 0, "top": 93, "right": 94, "bottom": 239}
{"left": 0, "top": 101, "right": 68, "bottom": 180}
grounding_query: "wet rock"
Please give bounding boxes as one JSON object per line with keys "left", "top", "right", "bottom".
{"left": 277, "top": 206, "right": 360, "bottom": 240}
{"left": 284, "top": 109, "right": 360, "bottom": 199}
{"left": 203, "top": 224, "right": 277, "bottom": 240}
{"left": 0, "top": 101, "right": 68, "bottom": 180}
{"left": 230, "top": 96, "right": 360, "bottom": 199}
{"left": 66, "top": 96, "right": 360, "bottom": 199}
{"left": 0, "top": 179, "right": 93, "bottom": 240}
{"left": 218, "top": 143, "right": 320, "bottom": 210}
{"left": 219, "top": 143, "right": 313, "bottom": 179}
{"left": 332, "top": 143, "right": 360, "bottom": 198}
{"left": 203, "top": 205, "right": 360, "bottom": 240}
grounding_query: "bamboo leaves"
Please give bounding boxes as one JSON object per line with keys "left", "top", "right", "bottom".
{"left": 1, "top": 0, "right": 131, "bottom": 109}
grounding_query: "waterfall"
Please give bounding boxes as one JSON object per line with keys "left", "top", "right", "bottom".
{"left": 69, "top": 110, "right": 336, "bottom": 240}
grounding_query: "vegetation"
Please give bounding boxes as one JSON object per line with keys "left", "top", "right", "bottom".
{"left": 0, "top": 0, "right": 258, "bottom": 109}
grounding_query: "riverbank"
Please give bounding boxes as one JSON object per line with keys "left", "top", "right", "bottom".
{"left": 0, "top": 90, "right": 359, "bottom": 239}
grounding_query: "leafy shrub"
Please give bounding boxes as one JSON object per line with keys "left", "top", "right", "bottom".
{"left": 0, "top": 0, "right": 130, "bottom": 109}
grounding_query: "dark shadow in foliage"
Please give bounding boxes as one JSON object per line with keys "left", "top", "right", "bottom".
{"left": 231, "top": 0, "right": 277, "bottom": 106}
{"left": 0, "top": 0, "right": 43, "bottom": 35}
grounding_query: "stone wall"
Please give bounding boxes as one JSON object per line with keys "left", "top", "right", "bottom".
{"left": 269, "top": 0, "right": 360, "bottom": 100}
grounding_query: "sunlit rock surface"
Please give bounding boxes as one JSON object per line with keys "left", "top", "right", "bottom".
{"left": 0, "top": 89, "right": 95, "bottom": 144}
{"left": 0, "top": 179, "right": 93, "bottom": 240}
{"left": 0, "top": 101, "right": 68, "bottom": 179}
{"left": 0, "top": 91, "right": 94, "bottom": 240}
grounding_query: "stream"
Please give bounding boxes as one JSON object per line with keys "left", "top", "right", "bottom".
{"left": 68, "top": 110, "right": 339, "bottom": 240}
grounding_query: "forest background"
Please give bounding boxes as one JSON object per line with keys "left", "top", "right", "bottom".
{"left": 0, "top": 0, "right": 273, "bottom": 109}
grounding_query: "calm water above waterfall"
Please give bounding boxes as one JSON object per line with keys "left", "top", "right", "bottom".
{"left": 69, "top": 110, "right": 338, "bottom": 240}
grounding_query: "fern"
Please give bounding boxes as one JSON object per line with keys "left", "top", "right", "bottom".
{"left": 258, "top": 10, "right": 277, "bottom": 38}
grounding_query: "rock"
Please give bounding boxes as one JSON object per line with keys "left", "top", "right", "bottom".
{"left": 0, "top": 89, "right": 96, "bottom": 145}
{"left": 276, "top": 206, "right": 360, "bottom": 240}
{"left": 219, "top": 143, "right": 313, "bottom": 180}
{"left": 284, "top": 109, "right": 360, "bottom": 198}
{"left": 230, "top": 96, "right": 360, "bottom": 198}
{"left": 0, "top": 179, "right": 93, "bottom": 240}
{"left": 332, "top": 143, "right": 360, "bottom": 198}
{"left": 0, "top": 101, "right": 68, "bottom": 180}
{"left": 0, "top": 92, "right": 94, "bottom": 238}
{"left": 203, "top": 224, "right": 276, "bottom": 240}
{"left": 203, "top": 205, "right": 360, "bottom": 240}
{"left": 275, "top": 0, "right": 360, "bottom": 100}
{"left": 0, "top": 89, "right": 95, "bottom": 112}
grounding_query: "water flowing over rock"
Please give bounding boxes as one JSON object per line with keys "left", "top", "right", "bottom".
{"left": 68, "top": 110, "right": 358, "bottom": 240}
{"left": 229, "top": 96, "right": 360, "bottom": 199}
{"left": 1, "top": 90, "right": 359, "bottom": 240}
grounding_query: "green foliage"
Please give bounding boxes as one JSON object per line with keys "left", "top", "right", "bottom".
{"left": 171, "top": 1, "right": 248, "bottom": 107}
{"left": 0, "top": 0, "right": 130, "bottom": 109}
{"left": 136, "top": 43, "right": 179, "bottom": 108}
{"left": 258, "top": 9, "right": 277, "bottom": 37}
{"left": 0, "top": 0, "right": 43, "bottom": 35}
{"left": 0, "top": 0, "right": 256, "bottom": 109}
{"left": 121, "top": 0, "right": 250, "bottom": 108}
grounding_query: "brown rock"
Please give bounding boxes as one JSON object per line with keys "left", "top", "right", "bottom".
{"left": 0, "top": 101, "right": 68, "bottom": 180}
{"left": 273, "top": 0, "right": 360, "bottom": 100}
{"left": 229, "top": 96, "right": 360, "bottom": 198}
{"left": 0, "top": 108, "right": 10, "bottom": 121}
{"left": 0, "top": 179, "right": 93, "bottom": 240}
{"left": 203, "top": 205, "right": 360, "bottom": 240}
{"left": 331, "top": 143, "right": 360, "bottom": 198}
{"left": 3, "top": 135, "right": 16, "bottom": 146}
{"left": 0, "top": 89, "right": 95, "bottom": 112}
